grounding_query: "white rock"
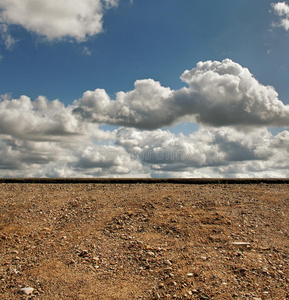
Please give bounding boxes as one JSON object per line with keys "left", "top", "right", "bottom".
{"left": 18, "top": 287, "right": 34, "bottom": 295}
{"left": 231, "top": 242, "right": 251, "bottom": 246}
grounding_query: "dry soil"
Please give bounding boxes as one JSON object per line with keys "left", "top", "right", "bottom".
{"left": 0, "top": 182, "right": 289, "bottom": 299}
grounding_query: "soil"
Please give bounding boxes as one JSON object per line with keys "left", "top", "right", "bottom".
{"left": 0, "top": 182, "right": 289, "bottom": 299}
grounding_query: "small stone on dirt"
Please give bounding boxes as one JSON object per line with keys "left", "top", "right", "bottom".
{"left": 18, "top": 287, "right": 34, "bottom": 295}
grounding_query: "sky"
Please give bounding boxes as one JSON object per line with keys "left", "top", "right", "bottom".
{"left": 0, "top": 0, "right": 289, "bottom": 178}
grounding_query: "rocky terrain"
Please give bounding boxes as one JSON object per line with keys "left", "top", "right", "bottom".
{"left": 0, "top": 181, "right": 289, "bottom": 299}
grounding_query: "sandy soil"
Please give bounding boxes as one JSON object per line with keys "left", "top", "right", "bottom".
{"left": 0, "top": 182, "right": 289, "bottom": 299}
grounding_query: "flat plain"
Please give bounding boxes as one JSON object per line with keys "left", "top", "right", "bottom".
{"left": 0, "top": 182, "right": 289, "bottom": 299}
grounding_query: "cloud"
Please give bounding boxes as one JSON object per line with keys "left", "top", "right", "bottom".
{"left": 0, "top": 94, "right": 113, "bottom": 141}
{"left": 1, "top": 59, "right": 289, "bottom": 178}
{"left": 271, "top": 2, "right": 289, "bottom": 31}
{"left": 0, "top": 23, "right": 17, "bottom": 49}
{"left": 1, "top": 118, "right": 289, "bottom": 178}
{"left": 0, "top": 0, "right": 119, "bottom": 42}
{"left": 74, "top": 79, "right": 174, "bottom": 129}
{"left": 73, "top": 145, "right": 145, "bottom": 177}
{"left": 74, "top": 59, "right": 289, "bottom": 129}
{"left": 115, "top": 127, "right": 273, "bottom": 169}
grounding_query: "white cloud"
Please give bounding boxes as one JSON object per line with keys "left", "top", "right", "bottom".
{"left": 1, "top": 59, "right": 289, "bottom": 178}
{"left": 74, "top": 79, "right": 174, "bottom": 129}
{"left": 0, "top": 23, "right": 17, "bottom": 49}
{"left": 115, "top": 127, "right": 273, "bottom": 170}
{"left": 0, "top": 94, "right": 113, "bottom": 141}
{"left": 271, "top": 2, "right": 289, "bottom": 31}
{"left": 82, "top": 46, "right": 92, "bottom": 56}
{"left": 73, "top": 145, "right": 145, "bottom": 177}
{"left": 74, "top": 59, "right": 289, "bottom": 129}
{"left": 0, "top": 0, "right": 119, "bottom": 42}
{"left": 1, "top": 120, "right": 289, "bottom": 177}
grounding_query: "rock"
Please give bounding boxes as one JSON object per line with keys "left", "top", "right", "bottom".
{"left": 78, "top": 250, "right": 89, "bottom": 257}
{"left": 68, "top": 259, "right": 76, "bottom": 265}
{"left": 18, "top": 287, "right": 34, "bottom": 295}
{"left": 155, "top": 293, "right": 161, "bottom": 299}
{"left": 187, "top": 273, "right": 194, "bottom": 277}
{"left": 164, "top": 259, "right": 172, "bottom": 266}
{"left": 91, "top": 256, "right": 100, "bottom": 262}
{"left": 231, "top": 242, "right": 251, "bottom": 246}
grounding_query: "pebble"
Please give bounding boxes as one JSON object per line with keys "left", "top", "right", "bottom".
{"left": 231, "top": 242, "right": 251, "bottom": 246}
{"left": 164, "top": 259, "right": 172, "bottom": 265}
{"left": 78, "top": 250, "right": 89, "bottom": 257}
{"left": 68, "top": 259, "right": 76, "bottom": 265}
{"left": 18, "top": 287, "right": 34, "bottom": 295}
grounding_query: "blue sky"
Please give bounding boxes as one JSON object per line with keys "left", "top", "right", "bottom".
{"left": 0, "top": 0, "right": 289, "bottom": 178}
{"left": 1, "top": 0, "right": 288, "bottom": 103}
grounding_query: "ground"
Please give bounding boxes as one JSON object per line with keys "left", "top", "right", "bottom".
{"left": 0, "top": 182, "right": 289, "bottom": 299}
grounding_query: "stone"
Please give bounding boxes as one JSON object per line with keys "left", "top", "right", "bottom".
{"left": 18, "top": 287, "right": 34, "bottom": 295}
{"left": 231, "top": 242, "right": 251, "bottom": 246}
{"left": 155, "top": 293, "right": 161, "bottom": 299}
{"left": 164, "top": 259, "right": 172, "bottom": 265}
{"left": 78, "top": 250, "right": 89, "bottom": 257}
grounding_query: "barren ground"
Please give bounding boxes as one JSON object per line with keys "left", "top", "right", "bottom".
{"left": 0, "top": 182, "right": 289, "bottom": 299}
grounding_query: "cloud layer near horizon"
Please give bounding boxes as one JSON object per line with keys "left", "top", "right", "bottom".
{"left": 1, "top": 59, "right": 289, "bottom": 178}
{"left": 0, "top": 0, "right": 118, "bottom": 41}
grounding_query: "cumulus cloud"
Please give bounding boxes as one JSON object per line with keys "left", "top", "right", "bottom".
{"left": 74, "top": 145, "right": 145, "bottom": 177}
{"left": 0, "top": 0, "right": 119, "bottom": 41}
{"left": 115, "top": 127, "right": 273, "bottom": 170}
{"left": 1, "top": 122, "right": 289, "bottom": 177}
{"left": 74, "top": 59, "right": 289, "bottom": 129}
{"left": 271, "top": 2, "right": 289, "bottom": 31}
{"left": 0, "top": 94, "right": 113, "bottom": 141}
{"left": 1, "top": 59, "right": 289, "bottom": 178}
{"left": 74, "top": 79, "right": 174, "bottom": 129}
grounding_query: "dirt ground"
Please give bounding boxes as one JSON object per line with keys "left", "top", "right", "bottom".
{"left": 0, "top": 182, "right": 288, "bottom": 299}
